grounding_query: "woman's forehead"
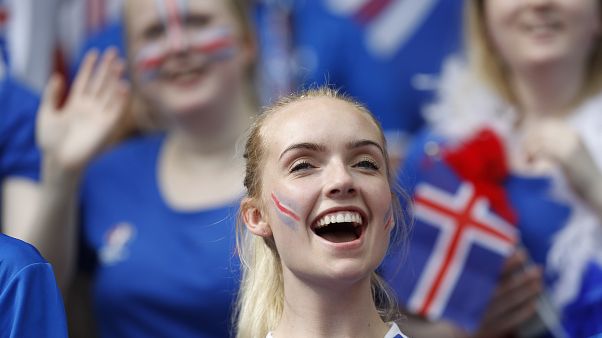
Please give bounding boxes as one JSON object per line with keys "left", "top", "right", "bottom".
{"left": 260, "top": 97, "right": 384, "bottom": 154}
{"left": 125, "top": 0, "right": 231, "bottom": 31}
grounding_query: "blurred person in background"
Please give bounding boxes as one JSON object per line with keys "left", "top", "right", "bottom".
{"left": 76, "top": 0, "right": 464, "bottom": 170}
{"left": 28, "top": 0, "right": 257, "bottom": 337}
{"left": 384, "top": 0, "right": 602, "bottom": 337}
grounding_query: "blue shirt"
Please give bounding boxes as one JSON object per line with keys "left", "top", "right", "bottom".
{"left": 0, "top": 233, "right": 68, "bottom": 338}
{"left": 80, "top": 134, "right": 240, "bottom": 338}
{"left": 0, "top": 76, "right": 40, "bottom": 180}
{"left": 0, "top": 75, "right": 41, "bottom": 230}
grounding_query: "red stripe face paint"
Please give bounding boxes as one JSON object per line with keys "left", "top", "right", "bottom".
{"left": 271, "top": 192, "right": 301, "bottom": 229}
{"left": 154, "top": 0, "right": 187, "bottom": 51}
{"left": 134, "top": 26, "right": 237, "bottom": 83}
{"left": 384, "top": 205, "right": 393, "bottom": 230}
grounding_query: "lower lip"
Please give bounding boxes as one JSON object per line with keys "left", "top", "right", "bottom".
{"left": 314, "top": 226, "right": 366, "bottom": 250}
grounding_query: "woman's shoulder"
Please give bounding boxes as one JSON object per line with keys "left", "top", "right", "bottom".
{"left": 0, "top": 234, "right": 48, "bottom": 283}
{"left": 85, "top": 133, "right": 165, "bottom": 177}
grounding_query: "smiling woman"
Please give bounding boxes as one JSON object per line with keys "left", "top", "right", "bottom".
{"left": 235, "top": 87, "right": 410, "bottom": 338}
{"left": 28, "top": 0, "right": 258, "bottom": 337}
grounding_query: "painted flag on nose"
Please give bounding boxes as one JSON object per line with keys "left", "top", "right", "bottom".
{"left": 381, "top": 135, "right": 518, "bottom": 333}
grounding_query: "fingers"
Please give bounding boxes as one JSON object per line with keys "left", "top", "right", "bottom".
{"left": 489, "top": 266, "right": 542, "bottom": 319}
{"left": 474, "top": 249, "right": 542, "bottom": 337}
{"left": 104, "top": 80, "right": 130, "bottom": 120}
{"left": 71, "top": 49, "right": 99, "bottom": 97}
{"left": 98, "top": 58, "right": 127, "bottom": 108}
{"left": 500, "top": 248, "right": 527, "bottom": 277}
{"left": 90, "top": 48, "right": 121, "bottom": 97}
{"left": 522, "top": 119, "right": 580, "bottom": 165}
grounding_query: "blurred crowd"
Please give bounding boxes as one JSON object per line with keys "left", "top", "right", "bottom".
{"left": 1, "top": 0, "right": 601, "bottom": 337}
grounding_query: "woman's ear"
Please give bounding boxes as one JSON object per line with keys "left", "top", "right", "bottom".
{"left": 241, "top": 197, "right": 272, "bottom": 237}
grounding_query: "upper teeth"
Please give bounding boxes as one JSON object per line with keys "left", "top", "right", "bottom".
{"left": 314, "top": 211, "right": 363, "bottom": 229}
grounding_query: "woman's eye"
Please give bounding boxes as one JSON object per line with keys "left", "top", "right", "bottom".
{"left": 143, "top": 23, "right": 165, "bottom": 40}
{"left": 290, "top": 161, "right": 314, "bottom": 173}
{"left": 354, "top": 159, "right": 379, "bottom": 171}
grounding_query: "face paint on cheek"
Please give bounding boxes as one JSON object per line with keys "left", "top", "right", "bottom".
{"left": 135, "top": 41, "right": 169, "bottom": 83}
{"left": 271, "top": 192, "right": 301, "bottom": 229}
{"left": 187, "top": 27, "right": 238, "bottom": 62}
{"left": 384, "top": 205, "right": 393, "bottom": 230}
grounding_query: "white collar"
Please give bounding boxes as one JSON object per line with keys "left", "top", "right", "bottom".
{"left": 265, "top": 322, "right": 409, "bottom": 338}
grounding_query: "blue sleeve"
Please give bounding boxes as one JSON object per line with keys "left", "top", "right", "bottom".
{"left": 0, "top": 263, "right": 68, "bottom": 338}
{"left": 0, "top": 77, "right": 41, "bottom": 182}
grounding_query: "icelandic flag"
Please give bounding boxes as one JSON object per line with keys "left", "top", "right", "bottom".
{"left": 381, "top": 134, "right": 518, "bottom": 332}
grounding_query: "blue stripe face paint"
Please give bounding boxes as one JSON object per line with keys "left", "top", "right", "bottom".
{"left": 271, "top": 192, "right": 301, "bottom": 230}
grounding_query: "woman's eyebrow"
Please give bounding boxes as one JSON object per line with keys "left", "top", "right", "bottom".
{"left": 279, "top": 142, "right": 326, "bottom": 160}
{"left": 347, "top": 139, "right": 385, "bottom": 156}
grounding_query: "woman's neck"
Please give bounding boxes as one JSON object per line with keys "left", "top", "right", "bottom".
{"left": 511, "top": 60, "right": 586, "bottom": 124}
{"left": 272, "top": 272, "right": 389, "bottom": 338}
{"left": 170, "top": 93, "right": 252, "bottom": 155}
{"left": 157, "top": 94, "right": 250, "bottom": 210}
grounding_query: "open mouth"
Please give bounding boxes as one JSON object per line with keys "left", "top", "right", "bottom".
{"left": 312, "top": 211, "right": 364, "bottom": 244}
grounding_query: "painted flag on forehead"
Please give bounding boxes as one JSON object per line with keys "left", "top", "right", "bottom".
{"left": 381, "top": 130, "right": 519, "bottom": 333}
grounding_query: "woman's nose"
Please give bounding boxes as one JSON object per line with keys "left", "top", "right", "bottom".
{"left": 324, "top": 162, "right": 357, "bottom": 199}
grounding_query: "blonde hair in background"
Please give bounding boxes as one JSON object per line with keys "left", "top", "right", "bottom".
{"left": 234, "top": 87, "right": 409, "bottom": 338}
{"left": 465, "top": 0, "right": 602, "bottom": 107}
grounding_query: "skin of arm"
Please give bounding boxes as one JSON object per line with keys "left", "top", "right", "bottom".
{"left": 2, "top": 178, "right": 39, "bottom": 240}
{"left": 29, "top": 48, "right": 128, "bottom": 290}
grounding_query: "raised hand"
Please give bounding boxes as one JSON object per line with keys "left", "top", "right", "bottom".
{"left": 37, "top": 48, "right": 129, "bottom": 173}
{"left": 522, "top": 118, "right": 602, "bottom": 203}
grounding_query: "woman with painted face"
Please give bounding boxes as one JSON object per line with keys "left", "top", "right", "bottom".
{"left": 235, "top": 87, "right": 411, "bottom": 338}
{"left": 383, "top": 0, "right": 602, "bottom": 337}
{"left": 30, "top": 0, "right": 256, "bottom": 337}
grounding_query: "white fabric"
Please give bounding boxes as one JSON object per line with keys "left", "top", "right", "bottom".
{"left": 266, "top": 322, "right": 409, "bottom": 338}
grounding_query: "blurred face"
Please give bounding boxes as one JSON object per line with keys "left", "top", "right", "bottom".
{"left": 256, "top": 97, "right": 394, "bottom": 285}
{"left": 485, "top": 0, "right": 600, "bottom": 71}
{"left": 125, "top": 0, "right": 250, "bottom": 130}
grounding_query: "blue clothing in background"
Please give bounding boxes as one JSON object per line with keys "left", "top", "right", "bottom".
{"left": 80, "top": 134, "right": 240, "bottom": 338}
{"left": 0, "top": 76, "right": 41, "bottom": 182}
{"left": 77, "top": 0, "right": 463, "bottom": 141}
{"left": 291, "top": 0, "right": 462, "bottom": 138}
{"left": 0, "top": 76, "right": 41, "bottom": 230}
{"left": 0, "top": 233, "right": 68, "bottom": 338}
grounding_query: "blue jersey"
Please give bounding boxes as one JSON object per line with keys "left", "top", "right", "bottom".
{"left": 80, "top": 134, "right": 240, "bottom": 338}
{"left": 0, "top": 75, "right": 41, "bottom": 230}
{"left": 0, "top": 233, "right": 68, "bottom": 337}
{"left": 291, "top": 0, "right": 462, "bottom": 137}
{"left": 0, "top": 76, "right": 40, "bottom": 182}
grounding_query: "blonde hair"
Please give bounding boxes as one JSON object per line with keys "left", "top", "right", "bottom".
{"left": 465, "top": 0, "right": 602, "bottom": 106}
{"left": 234, "top": 87, "right": 409, "bottom": 338}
